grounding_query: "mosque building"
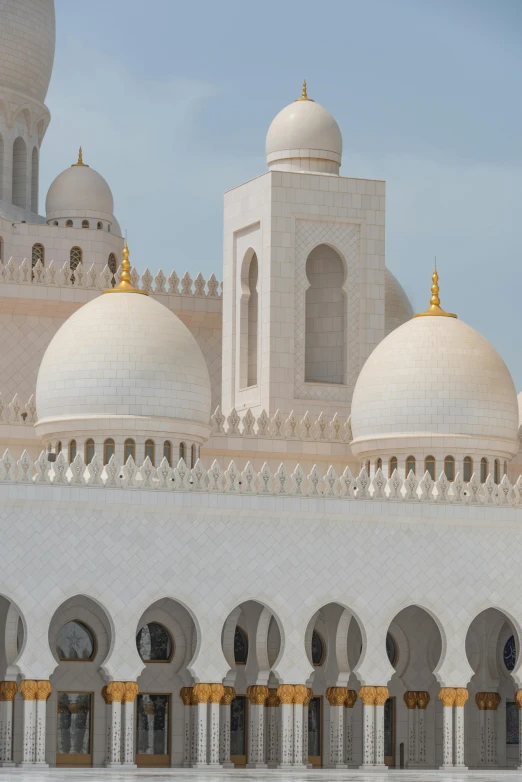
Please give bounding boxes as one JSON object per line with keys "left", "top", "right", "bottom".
{"left": 2, "top": 0, "right": 522, "bottom": 773}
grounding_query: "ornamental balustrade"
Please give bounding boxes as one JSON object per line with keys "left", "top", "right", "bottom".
{"left": 211, "top": 406, "right": 352, "bottom": 442}
{"left": 0, "top": 449, "right": 520, "bottom": 506}
{"left": 0, "top": 258, "right": 222, "bottom": 297}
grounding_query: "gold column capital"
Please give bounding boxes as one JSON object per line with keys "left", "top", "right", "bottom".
{"left": 266, "top": 688, "right": 280, "bottom": 707}
{"left": 293, "top": 684, "right": 309, "bottom": 705}
{"left": 404, "top": 691, "right": 417, "bottom": 709}
{"left": 0, "top": 681, "right": 18, "bottom": 701}
{"left": 180, "top": 686, "right": 193, "bottom": 706}
{"left": 359, "top": 685, "right": 376, "bottom": 706}
{"left": 35, "top": 680, "right": 52, "bottom": 701}
{"left": 209, "top": 684, "right": 225, "bottom": 704}
{"left": 19, "top": 680, "right": 37, "bottom": 701}
{"left": 221, "top": 686, "right": 236, "bottom": 706}
{"left": 515, "top": 689, "right": 522, "bottom": 709}
{"left": 344, "top": 689, "right": 357, "bottom": 708}
{"left": 122, "top": 682, "right": 139, "bottom": 704}
{"left": 246, "top": 685, "right": 268, "bottom": 706}
{"left": 374, "top": 686, "right": 389, "bottom": 706}
{"left": 191, "top": 683, "right": 211, "bottom": 705}
{"left": 454, "top": 688, "right": 468, "bottom": 708}
{"left": 106, "top": 681, "right": 125, "bottom": 703}
{"left": 303, "top": 687, "right": 314, "bottom": 707}
{"left": 417, "top": 690, "right": 431, "bottom": 709}
{"left": 485, "top": 692, "right": 501, "bottom": 711}
{"left": 439, "top": 687, "right": 456, "bottom": 707}
{"left": 276, "top": 684, "right": 294, "bottom": 705}
{"left": 326, "top": 686, "right": 348, "bottom": 707}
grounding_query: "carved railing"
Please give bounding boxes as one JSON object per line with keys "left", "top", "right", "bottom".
{"left": 211, "top": 407, "right": 352, "bottom": 442}
{"left": 0, "top": 393, "right": 36, "bottom": 424}
{"left": 0, "top": 449, "right": 519, "bottom": 507}
{"left": 0, "top": 258, "right": 222, "bottom": 298}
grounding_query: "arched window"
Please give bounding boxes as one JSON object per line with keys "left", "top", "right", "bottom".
{"left": 494, "top": 459, "right": 500, "bottom": 484}
{"left": 103, "top": 438, "right": 115, "bottom": 465}
{"left": 239, "top": 251, "right": 259, "bottom": 388}
{"left": 376, "top": 458, "right": 382, "bottom": 472}
{"left": 57, "top": 620, "right": 95, "bottom": 661}
{"left": 163, "top": 441, "right": 172, "bottom": 466}
{"left": 69, "top": 440, "right": 77, "bottom": 462}
{"left": 108, "top": 224, "right": 111, "bottom": 232}
{"left": 386, "top": 632, "right": 398, "bottom": 666}
{"left": 12, "top": 137, "right": 27, "bottom": 208}
{"left": 97, "top": 221, "right": 102, "bottom": 230}
{"left": 481, "top": 457, "right": 488, "bottom": 484}
{"left": 53, "top": 220, "right": 58, "bottom": 226}
{"left": 81, "top": 219, "right": 89, "bottom": 229}
{"left": 234, "top": 627, "right": 248, "bottom": 664}
{"left": 389, "top": 456, "right": 398, "bottom": 477}
{"left": 66, "top": 219, "right": 73, "bottom": 227}
{"left": 463, "top": 456, "right": 473, "bottom": 482}
{"left": 56, "top": 441, "right": 62, "bottom": 454}
{"left": 406, "top": 455, "right": 416, "bottom": 475}
{"left": 179, "top": 442, "right": 185, "bottom": 462}
{"left": 312, "top": 630, "right": 325, "bottom": 666}
{"left": 365, "top": 460, "right": 370, "bottom": 475}
{"left": 191, "top": 444, "right": 197, "bottom": 468}
{"left": 70, "top": 246, "right": 82, "bottom": 274}
{"left": 136, "top": 622, "right": 173, "bottom": 662}
{"left": 444, "top": 456, "right": 455, "bottom": 481}
{"left": 425, "top": 455, "right": 436, "bottom": 480}
{"left": 32, "top": 243, "right": 44, "bottom": 268}
{"left": 504, "top": 635, "right": 517, "bottom": 672}
{"left": 31, "top": 147, "right": 38, "bottom": 213}
{"left": 305, "top": 243, "right": 346, "bottom": 384}
{"left": 108, "top": 252, "right": 117, "bottom": 287}
{"left": 124, "top": 438, "right": 136, "bottom": 462}
{"left": 145, "top": 439, "right": 155, "bottom": 465}
{"left": 84, "top": 438, "right": 95, "bottom": 464}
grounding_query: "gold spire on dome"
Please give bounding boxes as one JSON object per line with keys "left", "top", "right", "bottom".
{"left": 72, "top": 146, "right": 89, "bottom": 167}
{"left": 103, "top": 240, "right": 147, "bottom": 295}
{"left": 414, "top": 264, "right": 456, "bottom": 318}
{"left": 295, "top": 79, "right": 314, "bottom": 102}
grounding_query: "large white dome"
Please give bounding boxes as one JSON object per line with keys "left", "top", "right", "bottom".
{"left": 0, "top": 0, "right": 55, "bottom": 103}
{"left": 266, "top": 84, "right": 342, "bottom": 174}
{"left": 46, "top": 158, "right": 115, "bottom": 224}
{"left": 35, "top": 291, "right": 212, "bottom": 445}
{"left": 351, "top": 314, "right": 519, "bottom": 462}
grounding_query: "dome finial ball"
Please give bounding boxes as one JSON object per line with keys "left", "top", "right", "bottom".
{"left": 103, "top": 240, "right": 147, "bottom": 296}
{"left": 414, "top": 264, "right": 456, "bottom": 319}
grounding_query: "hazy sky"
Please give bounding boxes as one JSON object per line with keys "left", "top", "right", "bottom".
{"left": 43, "top": 0, "right": 522, "bottom": 385}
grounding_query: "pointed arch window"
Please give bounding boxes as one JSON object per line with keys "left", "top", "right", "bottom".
{"left": 191, "top": 444, "right": 197, "bottom": 468}
{"left": 0, "top": 236, "right": 3, "bottom": 263}
{"left": 57, "top": 620, "right": 95, "bottom": 661}
{"left": 145, "top": 439, "right": 155, "bottom": 465}
{"left": 69, "top": 440, "right": 77, "bottom": 463}
{"left": 66, "top": 219, "right": 73, "bottom": 227}
{"left": 312, "top": 630, "right": 325, "bottom": 666}
{"left": 136, "top": 622, "right": 173, "bottom": 662}
{"left": 163, "top": 441, "right": 172, "bottom": 466}
{"left": 31, "top": 147, "right": 38, "bottom": 213}
{"left": 84, "top": 438, "right": 95, "bottom": 464}
{"left": 406, "top": 456, "right": 416, "bottom": 475}
{"left": 97, "top": 221, "right": 103, "bottom": 230}
{"left": 179, "top": 442, "right": 185, "bottom": 463}
{"left": 444, "top": 456, "right": 455, "bottom": 481}
{"left": 70, "top": 246, "right": 82, "bottom": 272}
{"left": 234, "top": 627, "right": 248, "bottom": 665}
{"left": 480, "top": 457, "right": 488, "bottom": 484}
{"left": 494, "top": 459, "right": 500, "bottom": 484}
{"left": 376, "top": 458, "right": 382, "bottom": 472}
{"left": 103, "top": 438, "right": 115, "bottom": 465}
{"left": 124, "top": 438, "right": 136, "bottom": 462}
{"left": 12, "top": 137, "right": 27, "bottom": 208}
{"left": 32, "top": 243, "right": 44, "bottom": 268}
{"left": 463, "top": 456, "right": 473, "bottom": 482}
{"left": 425, "top": 455, "right": 436, "bottom": 480}
{"left": 81, "top": 220, "right": 89, "bottom": 229}
{"left": 389, "top": 457, "right": 398, "bottom": 478}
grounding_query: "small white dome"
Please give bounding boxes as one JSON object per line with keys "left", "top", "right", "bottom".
{"left": 385, "top": 268, "right": 413, "bottom": 335}
{"left": 351, "top": 315, "right": 519, "bottom": 462}
{"left": 46, "top": 158, "right": 115, "bottom": 224}
{"left": 266, "top": 86, "right": 342, "bottom": 174}
{"left": 35, "top": 291, "right": 212, "bottom": 445}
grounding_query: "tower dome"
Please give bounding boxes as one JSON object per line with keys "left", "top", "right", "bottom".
{"left": 0, "top": 0, "right": 55, "bottom": 103}
{"left": 35, "top": 244, "right": 212, "bottom": 448}
{"left": 351, "top": 269, "right": 519, "bottom": 471}
{"left": 385, "top": 268, "right": 413, "bottom": 335}
{"left": 45, "top": 149, "right": 116, "bottom": 227}
{"left": 266, "top": 81, "right": 342, "bottom": 174}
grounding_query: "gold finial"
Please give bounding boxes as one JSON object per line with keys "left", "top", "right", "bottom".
{"left": 103, "top": 239, "right": 147, "bottom": 295}
{"left": 72, "top": 146, "right": 89, "bottom": 167}
{"left": 295, "top": 79, "right": 314, "bottom": 102}
{"left": 414, "top": 264, "right": 456, "bottom": 318}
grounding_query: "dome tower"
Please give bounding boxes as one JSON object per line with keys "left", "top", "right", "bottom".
{"left": 0, "top": 0, "right": 56, "bottom": 217}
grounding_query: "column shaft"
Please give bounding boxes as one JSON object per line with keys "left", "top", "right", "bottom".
{"left": 192, "top": 703, "right": 208, "bottom": 767}
{"left": 19, "top": 680, "right": 37, "bottom": 767}
{"left": 219, "top": 703, "right": 232, "bottom": 767}
{"left": 278, "top": 703, "right": 294, "bottom": 766}
{"left": 247, "top": 704, "right": 266, "bottom": 767}
{"left": 266, "top": 689, "right": 280, "bottom": 767}
{"left": 374, "top": 704, "right": 386, "bottom": 767}
{"left": 517, "top": 690, "right": 522, "bottom": 769}
{"left": 0, "top": 682, "right": 17, "bottom": 766}
{"left": 180, "top": 688, "right": 193, "bottom": 768}
{"left": 34, "top": 700, "right": 47, "bottom": 765}
{"left": 362, "top": 703, "right": 375, "bottom": 767}
{"left": 328, "top": 705, "right": 345, "bottom": 768}
{"left": 439, "top": 688, "right": 456, "bottom": 769}
{"left": 122, "top": 701, "right": 135, "bottom": 765}
{"left": 416, "top": 691, "right": 430, "bottom": 766}
{"left": 207, "top": 702, "right": 221, "bottom": 767}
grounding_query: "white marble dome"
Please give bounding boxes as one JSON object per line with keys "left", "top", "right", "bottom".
{"left": 46, "top": 159, "right": 115, "bottom": 224}
{"left": 351, "top": 314, "right": 519, "bottom": 462}
{"left": 35, "top": 291, "right": 212, "bottom": 444}
{"left": 0, "top": 0, "right": 55, "bottom": 103}
{"left": 385, "top": 268, "right": 413, "bottom": 335}
{"left": 266, "top": 87, "right": 342, "bottom": 174}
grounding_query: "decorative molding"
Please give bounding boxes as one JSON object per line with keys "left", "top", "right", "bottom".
{"left": 211, "top": 406, "right": 350, "bottom": 443}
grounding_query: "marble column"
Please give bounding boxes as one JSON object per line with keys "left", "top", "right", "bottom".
{"left": 0, "top": 682, "right": 17, "bottom": 766}
{"left": 374, "top": 686, "right": 389, "bottom": 768}
{"left": 121, "top": 682, "right": 139, "bottom": 767}
{"left": 35, "top": 681, "right": 51, "bottom": 766}
{"left": 103, "top": 682, "right": 125, "bottom": 767}
{"left": 207, "top": 684, "right": 224, "bottom": 768}
{"left": 359, "top": 686, "right": 376, "bottom": 769}
{"left": 180, "top": 687, "right": 193, "bottom": 767}
{"left": 404, "top": 691, "right": 417, "bottom": 767}
{"left": 276, "top": 685, "right": 294, "bottom": 767}
{"left": 292, "top": 685, "right": 308, "bottom": 767}
{"left": 326, "top": 687, "right": 347, "bottom": 768}
{"left": 439, "top": 687, "right": 456, "bottom": 769}
{"left": 191, "top": 683, "right": 210, "bottom": 768}
{"left": 515, "top": 689, "right": 522, "bottom": 769}
{"left": 303, "top": 688, "right": 313, "bottom": 768}
{"left": 19, "top": 680, "right": 37, "bottom": 766}
{"left": 344, "top": 690, "right": 357, "bottom": 766}
{"left": 416, "top": 690, "right": 430, "bottom": 765}
{"left": 266, "top": 688, "right": 280, "bottom": 768}
{"left": 219, "top": 686, "right": 235, "bottom": 768}
{"left": 453, "top": 688, "right": 468, "bottom": 769}
{"left": 246, "top": 685, "right": 268, "bottom": 768}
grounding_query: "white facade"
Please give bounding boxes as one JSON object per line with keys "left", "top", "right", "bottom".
{"left": 2, "top": 1, "right": 522, "bottom": 775}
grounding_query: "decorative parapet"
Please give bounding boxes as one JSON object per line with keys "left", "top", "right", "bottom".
{"left": 210, "top": 406, "right": 352, "bottom": 442}
{"left": 0, "top": 449, "right": 520, "bottom": 507}
{"left": 0, "top": 393, "right": 36, "bottom": 424}
{"left": 0, "top": 258, "right": 222, "bottom": 298}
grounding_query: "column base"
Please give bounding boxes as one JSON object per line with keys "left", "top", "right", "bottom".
{"left": 440, "top": 764, "right": 456, "bottom": 770}
{"left": 0, "top": 763, "right": 16, "bottom": 768}
{"left": 360, "top": 763, "right": 388, "bottom": 770}
{"left": 207, "top": 763, "right": 223, "bottom": 768}
{"left": 221, "top": 761, "right": 235, "bottom": 768}
{"left": 327, "top": 763, "right": 348, "bottom": 769}
{"left": 246, "top": 763, "right": 268, "bottom": 768}
{"left": 19, "top": 763, "right": 49, "bottom": 768}
{"left": 104, "top": 763, "right": 129, "bottom": 769}
{"left": 191, "top": 762, "right": 210, "bottom": 768}
{"left": 121, "top": 763, "right": 137, "bottom": 768}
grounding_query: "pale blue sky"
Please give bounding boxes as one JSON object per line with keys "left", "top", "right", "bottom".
{"left": 42, "top": 1, "right": 522, "bottom": 385}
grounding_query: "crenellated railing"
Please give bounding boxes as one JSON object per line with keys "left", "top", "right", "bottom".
{"left": 0, "top": 449, "right": 520, "bottom": 507}
{"left": 211, "top": 407, "right": 352, "bottom": 442}
{"left": 0, "top": 393, "right": 36, "bottom": 424}
{"left": 0, "top": 258, "right": 222, "bottom": 297}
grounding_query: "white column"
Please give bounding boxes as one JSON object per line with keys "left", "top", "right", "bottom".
{"left": 439, "top": 688, "right": 455, "bottom": 769}
{"left": 266, "top": 690, "right": 279, "bottom": 767}
{"left": 404, "top": 692, "right": 417, "bottom": 766}
{"left": 207, "top": 702, "right": 221, "bottom": 767}
{"left": 19, "top": 681, "right": 37, "bottom": 766}
{"left": 374, "top": 697, "right": 387, "bottom": 768}
{"left": 219, "top": 688, "right": 234, "bottom": 768}
{"left": 247, "top": 704, "right": 266, "bottom": 767}
{"left": 0, "top": 683, "right": 17, "bottom": 766}
{"left": 35, "top": 684, "right": 51, "bottom": 766}
{"left": 485, "top": 695, "right": 500, "bottom": 766}
{"left": 344, "top": 692, "right": 356, "bottom": 765}
{"left": 276, "top": 686, "right": 294, "bottom": 768}
{"left": 516, "top": 691, "right": 522, "bottom": 769}
{"left": 191, "top": 684, "right": 210, "bottom": 768}
{"left": 359, "top": 687, "right": 376, "bottom": 769}
{"left": 303, "top": 690, "right": 312, "bottom": 768}
{"left": 103, "top": 682, "right": 125, "bottom": 767}
{"left": 122, "top": 684, "right": 138, "bottom": 767}
{"left": 416, "top": 691, "right": 430, "bottom": 765}
{"left": 325, "top": 688, "right": 347, "bottom": 768}
{"left": 292, "top": 686, "right": 307, "bottom": 767}
{"left": 180, "top": 688, "right": 193, "bottom": 767}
